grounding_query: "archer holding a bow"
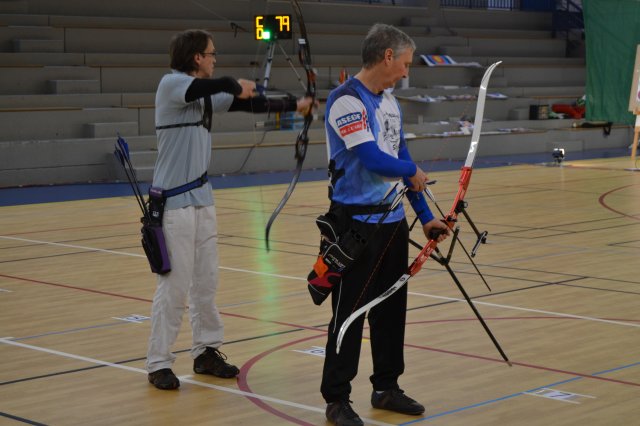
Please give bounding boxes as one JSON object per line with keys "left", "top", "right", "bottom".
{"left": 145, "top": 29, "right": 314, "bottom": 391}
{"left": 316, "top": 24, "right": 449, "bottom": 425}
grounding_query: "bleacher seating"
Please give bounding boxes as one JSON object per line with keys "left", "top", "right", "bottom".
{"left": 0, "top": 0, "right": 629, "bottom": 187}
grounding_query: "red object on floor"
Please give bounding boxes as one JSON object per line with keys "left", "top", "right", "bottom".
{"left": 552, "top": 104, "right": 585, "bottom": 119}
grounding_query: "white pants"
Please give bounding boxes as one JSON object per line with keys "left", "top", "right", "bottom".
{"left": 146, "top": 205, "right": 224, "bottom": 373}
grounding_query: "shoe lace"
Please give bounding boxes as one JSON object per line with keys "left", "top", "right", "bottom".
{"left": 207, "top": 347, "right": 230, "bottom": 364}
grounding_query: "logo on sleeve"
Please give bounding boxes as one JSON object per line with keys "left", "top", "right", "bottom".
{"left": 335, "top": 110, "right": 367, "bottom": 137}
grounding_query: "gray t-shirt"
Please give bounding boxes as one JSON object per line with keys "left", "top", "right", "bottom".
{"left": 153, "top": 71, "right": 234, "bottom": 210}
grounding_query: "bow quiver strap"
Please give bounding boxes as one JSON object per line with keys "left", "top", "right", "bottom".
{"left": 155, "top": 96, "right": 213, "bottom": 132}
{"left": 140, "top": 172, "right": 209, "bottom": 275}
{"left": 161, "top": 172, "right": 209, "bottom": 198}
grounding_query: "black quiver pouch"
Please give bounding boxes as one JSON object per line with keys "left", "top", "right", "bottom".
{"left": 307, "top": 209, "right": 368, "bottom": 305}
{"left": 141, "top": 186, "right": 171, "bottom": 275}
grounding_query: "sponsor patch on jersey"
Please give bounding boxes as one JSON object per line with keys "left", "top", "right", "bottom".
{"left": 336, "top": 110, "right": 367, "bottom": 137}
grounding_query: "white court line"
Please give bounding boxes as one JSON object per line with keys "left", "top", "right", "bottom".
{"left": 0, "top": 235, "right": 305, "bottom": 282}
{"left": 4, "top": 234, "right": 638, "bottom": 329}
{"left": 408, "top": 291, "right": 640, "bottom": 328}
{"left": 0, "top": 338, "right": 393, "bottom": 426}
{"left": 524, "top": 387, "right": 596, "bottom": 405}
{"left": 524, "top": 391, "right": 580, "bottom": 405}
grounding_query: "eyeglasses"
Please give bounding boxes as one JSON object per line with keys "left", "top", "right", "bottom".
{"left": 200, "top": 51, "right": 217, "bottom": 57}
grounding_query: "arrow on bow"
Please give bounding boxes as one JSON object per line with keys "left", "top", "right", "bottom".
{"left": 335, "top": 61, "right": 511, "bottom": 366}
{"left": 264, "top": 0, "right": 316, "bottom": 251}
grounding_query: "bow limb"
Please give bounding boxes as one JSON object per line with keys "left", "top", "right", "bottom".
{"left": 336, "top": 61, "right": 502, "bottom": 354}
{"left": 445, "top": 60, "right": 501, "bottom": 224}
{"left": 265, "top": 0, "right": 316, "bottom": 251}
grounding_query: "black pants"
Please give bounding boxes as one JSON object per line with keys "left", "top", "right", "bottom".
{"left": 321, "top": 218, "right": 409, "bottom": 403}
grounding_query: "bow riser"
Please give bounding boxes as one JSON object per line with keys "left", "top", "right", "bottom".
{"left": 446, "top": 166, "right": 473, "bottom": 222}
{"left": 408, "top": 240, "right": 437, "bottom": 276}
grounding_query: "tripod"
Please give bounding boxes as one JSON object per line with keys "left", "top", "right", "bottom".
{"left": 261, "top": 39, "right": 306, "bottom": 91}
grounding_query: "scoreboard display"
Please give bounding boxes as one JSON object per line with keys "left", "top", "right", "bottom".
{"left": 255, "top": 14, "right": 292, "bottom": 41}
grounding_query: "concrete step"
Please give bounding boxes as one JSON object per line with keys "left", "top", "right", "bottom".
{"left": 12, "top": 39, "right": 64, "bottom": 53}
{"left": 0, "top": 66, "right": 100, "bottom": 95}
{"left": 401, "top": 16, "right": 437, "bottom": 27}
{"left": 129, "top": 150, "right": 157, "bottom": 168}
{"left": 2, "top": 124, "right": 629, "bottom": 188}
{"left": 469, "top": 37, "right": 566, "bottom": 57}
{"left": 0, "top": 26, "right": 64, "bottom": 52}
{"left": 0, "top": 52, "right": 86, "bottom": 66}
{"left": 438, "top": 45, "right": 473, "bottom": 56}
{"left": 0, "top": 107, "right": 138, "bottom": 141}
{"left": 439, "top": 8, "right": 552, "bottom": 31}
{"left": 451, "top": 27, "right": 553, "bottom": 39}
{"left": 502, "top": 65, "right": 586, "bottom": 87}
{"left": 24, "top": 0, "right": 428, "bottom": 24}
{"left": 85, "top": 121, "right": 139, "bottom": 138}
{"left": 395, "top": 85, "right": 584, "bottom": 99}
{"left": 426, "top": 27, "right": 456, "bottom": 36}
{"left": 48, "top": 79, "right": 101, "bottom": 95}
{"left": 476, "top": 75, "right": 508, "bottom": 87}
{"left": 0, "top": 93, "right": 122, "bottom": 109}
{"left": 398, "top": 96, "right": 532, "bottom": 123}
{"left": 0, "top": 1, "right": 27, "bottom": 14}
{"left": 0, "top": 13, "right": 49, "bottom": 26}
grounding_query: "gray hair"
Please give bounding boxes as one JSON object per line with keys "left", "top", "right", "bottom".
{"left": 361, "top": 23, "right": 416, "bottom": 68}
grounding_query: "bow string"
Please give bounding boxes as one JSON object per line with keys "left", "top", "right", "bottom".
{"left": 264, "top": 0, "right": 316, "bottom": 251}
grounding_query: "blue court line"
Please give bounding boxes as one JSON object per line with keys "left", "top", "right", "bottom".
{"left": 0, "top": 169, "right": 325, "bottom": 207}
{"left": 399, "top": 360, "right": 640, "bottom": 424}
{"left": 0, "top": 148, "right": 629, "bottom": 207}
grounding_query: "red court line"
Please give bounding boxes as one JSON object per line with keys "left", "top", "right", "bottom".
{"left": 4, "top": 272, "right": 639, "bottom": 389}
{"left": 404, "top": 342, "right": 640, "bottom": 387}
{"left": 598, "top": 184, "right": 640, "bottom": 221}
{"left": 0, "top": 273, "right": 152, "bottom": 303}
{"left": 237, "top": 323, "right": 640, "bottom": 425}
{"left": 237, "top": 334, "right": 322, "bottom": 426}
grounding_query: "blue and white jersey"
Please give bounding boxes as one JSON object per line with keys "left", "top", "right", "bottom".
{"left": 325, "top": 77, "right": 406, "bottom": 223}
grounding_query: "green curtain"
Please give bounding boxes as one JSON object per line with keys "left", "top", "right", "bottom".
{"left": 584, "top": 0, "right": 640, "bottom": 124}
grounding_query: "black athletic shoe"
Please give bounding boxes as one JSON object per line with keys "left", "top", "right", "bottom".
{"left": 325, "top": 401, "right": 364, "bottom": 426}
{"left": 193, "top": 347, "right": 239, "bottom": 378}
{"left": 148, "top": 368, "right": 180, "bottom": 390}
{"left": 371, "top": 389, "right": 425, "bottom": 415}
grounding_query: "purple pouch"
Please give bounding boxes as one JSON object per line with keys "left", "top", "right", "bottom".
{"left": 141, "top": 223, "right": 171, "bottom": 274}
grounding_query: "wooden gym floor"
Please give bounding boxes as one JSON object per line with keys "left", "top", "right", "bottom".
{"left": 1, "top": 155, "right": 639, "bottom": 425}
